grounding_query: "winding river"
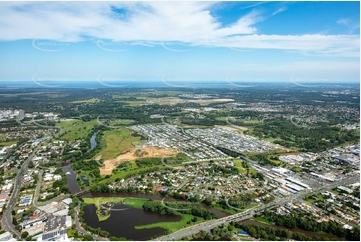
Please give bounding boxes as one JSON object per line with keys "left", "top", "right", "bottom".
{"left": 87, "top": 130, "right": 100, "bottom": 153}
{"left": 63, "top": 130, "right": 99, "bottom": 194}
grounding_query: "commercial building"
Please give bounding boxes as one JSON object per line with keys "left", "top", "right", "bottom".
{"left": 285, "top": 177, "right": 310, "bottom": 189}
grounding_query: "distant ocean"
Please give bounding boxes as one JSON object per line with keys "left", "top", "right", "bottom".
{"left": 0, "top": 81, "right": 359, "bottom": 89}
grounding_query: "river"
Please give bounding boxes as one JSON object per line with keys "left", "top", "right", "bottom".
{"left": 62, "top": 163, "right": 80, "bottom": 194}
{"left": 63, "top": 130, "right": 99, "bottom": 194}
{"left": 83, "top": 203, "right": 177, "bottom": 240}
{"left": 81, "top": 192, "right": 231, "bottom": 240}
{"left": 87, "top": 130, "right": 99, "bottom": 153}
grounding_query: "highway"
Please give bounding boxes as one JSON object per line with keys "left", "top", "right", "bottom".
{"left": 155, "top": 175, "right": 359, "bottom": 241}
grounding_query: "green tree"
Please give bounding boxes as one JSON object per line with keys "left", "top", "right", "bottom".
{"left": 21, "top": 232, "right": 29, "bottom": 238}
{"left": 83, "top": 234, "right": 93, "bottom": 241}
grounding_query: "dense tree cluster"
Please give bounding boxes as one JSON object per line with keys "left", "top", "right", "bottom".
{"left": 135, "top": 157, "right": 162, "bottom": 168}
{"left": 248, "top": 118, "right": 359, "bottom": 152}
{"left": 142, "top": 200, "right": 218, "bottom": 220}
{"left": 258, "top": 210, "right": 360, "bottom": 240}
{"left": 216, "top": 146, "right": 244, "bottom": 158}
{"left": 239, "top": 224, "right": 337, "bottom": 241}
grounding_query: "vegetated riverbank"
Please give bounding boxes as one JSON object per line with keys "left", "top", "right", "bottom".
{"left": 83, "top": 197, "right": 125, "bottom": 221}
{"left": 238, "top": 220, "right": 344, "bottom": 241}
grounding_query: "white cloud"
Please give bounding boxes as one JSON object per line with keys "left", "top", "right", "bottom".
{"left": 272, "top": 6, "right": 288, "bottom": 16}
{"left": 217, "top": 34, "right": 359, "bottom": 57}
{"left": 0, "top": 2, "right": 359, "bottom": 56}
{"left": 221, "top": 61, "right": 360, "bottom": 82}
{"left": 337, "top": 18, "right": 351, "bottom": 26}
{"left": 336, "top": 18, "right": 360, "bottom": 34}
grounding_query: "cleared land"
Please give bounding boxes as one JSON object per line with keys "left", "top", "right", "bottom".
{"left": 215, "top": 125, "right": 249, "bottom": 132}
{"left": 100, "top": 146, "right": 178, "bottom": 175}
{"left": 71, "top": 98, "right": 100, "bottom": 103}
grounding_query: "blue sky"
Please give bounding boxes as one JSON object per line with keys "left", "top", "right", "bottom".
{"left": 0, "top": 1, "right": 359, "bottom": 84}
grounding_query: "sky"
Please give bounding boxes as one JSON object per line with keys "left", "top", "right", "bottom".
{"left": 0, "top": 1, "right": 359, "bottom": 85}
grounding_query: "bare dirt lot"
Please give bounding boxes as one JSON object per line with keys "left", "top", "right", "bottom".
{"left": 99, "top": 146, "right": 179, "bottom": 175}
{"left": 215, "top": 125, "right": 249, "bottom": 131}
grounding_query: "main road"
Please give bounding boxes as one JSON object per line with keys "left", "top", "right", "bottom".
{"left": 155, "top": 174, "right": 359, "bottom": 241}
{"left": 2, "top": 115, "right": 63, "bottom": 240}
{"left": 1, "top": 146, "right": 40, "bottom": 240}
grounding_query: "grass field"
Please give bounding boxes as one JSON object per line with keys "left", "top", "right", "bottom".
{"left": 71, "top": 98, "right": 100, "bottom": 103}
{"left": 135, "top": 213, "right": 201, "bottom": 233}
{"left": 109, "top": 119, "right": 135, "bottom": 125}
{"left": 83, "top": 197, "right": 125, "bottom": 221}
{"left": 123, "top": 101, "right": 146, "bottom": 107}
{"left": 304, "top": 197, "right": 316, "bottom": 203}
{"left": 233, "top": 159, "right": 247, "bottom": 174}
{"left": 0, "top": 140, "right": 17, "bottom": 147}
{"left": 242, "top": 120, "right": 263, "bottom": 125}
{"left": 331, "top": 189, "right": 339, "bottom": 195}
{"left": 316, "top": 194, "right": 326, "bottom": 201}
{"left": 56, "top": 119, "right": 98, "bottom": 141}
{"left": 212, "top": 204, "right": 238, "bottom": 215}
{"left": 292, "top": 167, "right": 302, "bottom": 172}
{"left": 264, "top": 137, "right": 280, "bottom": 142}
{"left": 124, "top": 197, "right": 149, "bottom": 209}
{"left": 95, "top": 128, "right": 141, "bottom": 160}
{"left": 267, "top": 156, "right": 281, "bottom": 165}
{"left": 215, "top": 117, "right": 263, "bottom": 125}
